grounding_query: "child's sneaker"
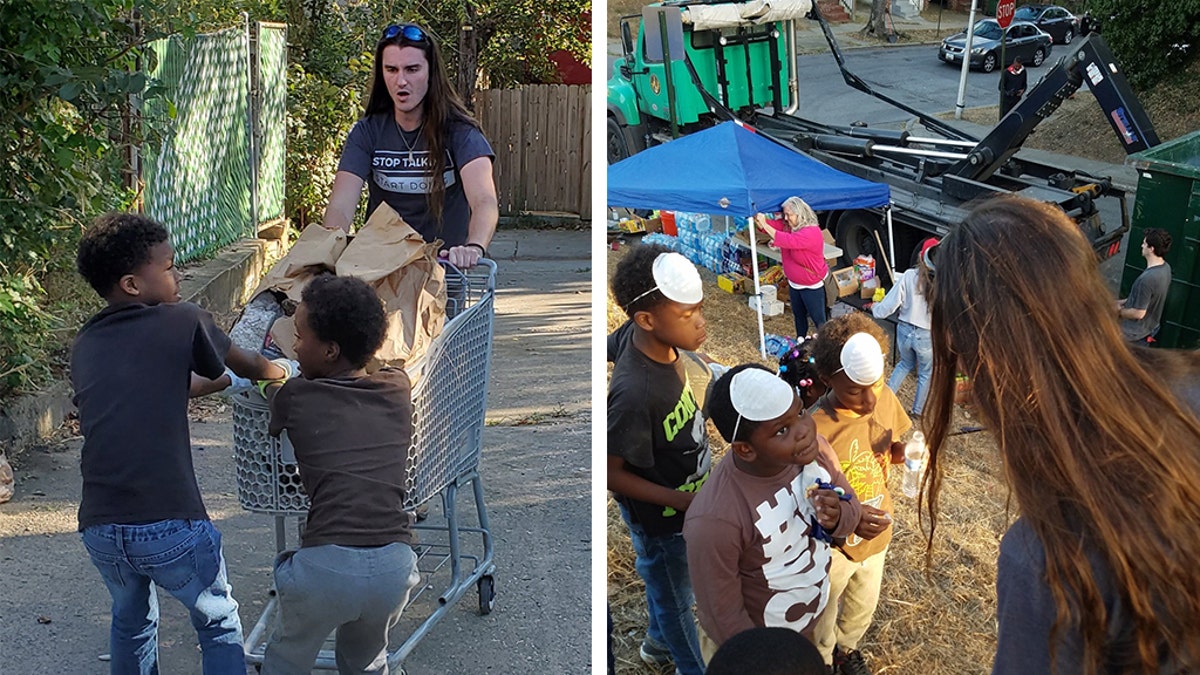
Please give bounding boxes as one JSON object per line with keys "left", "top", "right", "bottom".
{"left": 639, "top": 637, "right": 673, "bottom": 667}
{"left": 834, "top": 647, "right": 872, "bottom": 675}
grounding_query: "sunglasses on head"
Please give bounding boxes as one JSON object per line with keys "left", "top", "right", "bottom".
{"left": 382, "top": 24, "right": 428, "bottom": 43}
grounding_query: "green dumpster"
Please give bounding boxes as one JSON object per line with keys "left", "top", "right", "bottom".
{"left": 983, "top": 0, "right": 998, "bottom": 16}
{"left": 1121, "top": 129, "right": 1200, "bottom": 349}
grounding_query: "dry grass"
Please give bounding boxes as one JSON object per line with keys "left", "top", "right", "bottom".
{"left": 605, "top": 243, "right": 1011, "bottom": 674}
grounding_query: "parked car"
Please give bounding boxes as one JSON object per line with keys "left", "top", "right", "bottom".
{"left": 938, "top": 19, "right": 1053, "bottom": 73}
{"left": 1014, "top": 4, "right": 1078, "bottom": 44}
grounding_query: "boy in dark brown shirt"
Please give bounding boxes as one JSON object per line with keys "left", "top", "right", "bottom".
{"left": 684, "top": 364, "right": 863, "bottom": 663}
{"left": 261, "top": 275, "right": 418, "bottom": 674}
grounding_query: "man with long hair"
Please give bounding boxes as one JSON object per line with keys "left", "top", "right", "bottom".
{"left": 324, "top": 23, "right": 498, "bottom": 269}
{"left": 920, "top": 195, "right": 1200, "bottom": 674}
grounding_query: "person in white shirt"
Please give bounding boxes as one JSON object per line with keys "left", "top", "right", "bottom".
{"left": 872, "top": 238, "right": 937, "bottom": 417}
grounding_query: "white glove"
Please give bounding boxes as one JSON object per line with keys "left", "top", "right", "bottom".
{"left": 257, "top": 359, "right": 300, "bottom": 398}
{"left": 270, "top": 358, "right": 300, "bottom": 380}
{"left": 220, "top": 367, "right": 255, "bottom": 397}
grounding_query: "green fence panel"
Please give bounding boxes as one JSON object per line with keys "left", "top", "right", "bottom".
{"left": 256, "top": 23, "right": 287, "bottom": 224}
{"left": 143, "top": 27, "right": 253, "bottom": 264}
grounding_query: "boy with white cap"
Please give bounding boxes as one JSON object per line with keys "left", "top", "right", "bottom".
{"left": 608, "top": 244, "right": 710, "bottom": 675}
{"left": 809, "top": 313, "right": 911, "bottom": 675}
{"left": 684, "top": 365, "right": 863, "bottom": 662}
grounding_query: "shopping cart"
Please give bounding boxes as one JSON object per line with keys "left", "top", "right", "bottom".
{"left": 231, "top": 259, "right": 498, "bottom": 671}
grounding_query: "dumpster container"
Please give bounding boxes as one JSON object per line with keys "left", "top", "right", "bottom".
{"left": 1121, "top": 130, "right": 1200, "bottom": 349}
{"left": 983, "top": 0, "right": 998, "bottom": 16}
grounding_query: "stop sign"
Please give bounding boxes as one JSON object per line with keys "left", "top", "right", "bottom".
{"left": 996, "top": 0, "right": 1016, "bottom": 28}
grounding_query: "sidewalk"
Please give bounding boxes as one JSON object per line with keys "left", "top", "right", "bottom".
{"left": 0, "top": 229, "right": 593, "bottom": 673}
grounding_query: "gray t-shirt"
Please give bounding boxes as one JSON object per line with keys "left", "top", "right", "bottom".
{"left": 337, "top": 114, "right": 494, "bottom": 247}
{"left": 1121, "top": 263, "right": 1171, "bottom": 341}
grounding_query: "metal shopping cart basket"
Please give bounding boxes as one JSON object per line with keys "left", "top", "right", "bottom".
{"left": 232, "top": 259, "right": 498, "bottom": 671}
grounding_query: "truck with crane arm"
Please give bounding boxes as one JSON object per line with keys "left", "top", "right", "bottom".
{"left": 606, "top": 0, "right": 1160, "bottom": 272}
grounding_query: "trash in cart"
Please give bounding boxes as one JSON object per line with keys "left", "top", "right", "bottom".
{"left": 229, "top": 206, "right": 497, "bottom": 671}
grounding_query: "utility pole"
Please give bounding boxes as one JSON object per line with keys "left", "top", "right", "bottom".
{"left": 954, "top": 0, "right": 978, "bottom": 120}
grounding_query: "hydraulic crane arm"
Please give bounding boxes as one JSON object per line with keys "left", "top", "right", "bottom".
{"left": 948, "top": 34, "right": 1159, "bottom": 181}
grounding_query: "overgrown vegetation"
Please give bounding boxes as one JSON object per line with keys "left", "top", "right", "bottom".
{"left": 0, "top": 0, "right": 587, "bottom": 398}
{"left": 1080, "top": 0, "right": 1200, "bottom": 89}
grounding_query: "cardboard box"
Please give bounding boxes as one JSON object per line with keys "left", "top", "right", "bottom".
{"left": 822, "top": 229, "right": 843, "bottom": 268}
{"left": 832, "top": 267, "right": 859, "bottom": 297}
{"left": 617, "top": 216, "right": 662, "bottom": 234}
{"left": 748, "top": 296, "right": 785, "bottom": 317}
{"left": 717, "top": 272, "right": 747, "bottom": 294}
{"left": 859, "top": 276, "right": 879, "bottom": 299}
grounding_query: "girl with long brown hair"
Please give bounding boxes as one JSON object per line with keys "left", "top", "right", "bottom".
{"left": 921, "top": 195, "right": 1200, "bottom": 674}
{"left": 323, "top": 23, "right": 498, "bottom": 269}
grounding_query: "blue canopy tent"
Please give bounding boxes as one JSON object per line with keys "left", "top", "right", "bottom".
{"left": 607, "top": 120, "right": 891, "bottom": 356}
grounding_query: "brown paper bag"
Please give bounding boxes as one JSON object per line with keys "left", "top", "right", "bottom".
{"left": 337, "top": 204, "right": 447, "bottom": 365}
{"left": 252, "top": 224, "right": 347, "bottom": 302}
{"left": 264, "top": 204, "right": 447, "bottom": 370}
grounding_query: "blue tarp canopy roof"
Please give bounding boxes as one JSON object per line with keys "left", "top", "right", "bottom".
{"left": 607, "top": 121, "right": 890, "bottom": 216}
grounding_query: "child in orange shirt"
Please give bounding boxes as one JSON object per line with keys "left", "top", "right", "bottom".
{"left": 808, "top": 313, "right": 911, "bottom": 675}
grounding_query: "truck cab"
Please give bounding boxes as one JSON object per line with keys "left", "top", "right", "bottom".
{"left": 607, "top": 1, "right": 802, "bottom": 164}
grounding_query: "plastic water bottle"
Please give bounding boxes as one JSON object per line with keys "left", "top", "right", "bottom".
{"left": 902, "top": 431, "right": 927, "bottom": 499}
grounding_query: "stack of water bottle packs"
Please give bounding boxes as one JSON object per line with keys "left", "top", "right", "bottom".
{"left": 641, "top": 211, "right": 742, "bottom": 276}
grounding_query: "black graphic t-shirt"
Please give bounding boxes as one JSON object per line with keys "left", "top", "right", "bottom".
{"left": 608, "top": 345, "right": 712, "bottom": 536}
{"left": 337, "top": 114, "right": 494, "bottom": 247}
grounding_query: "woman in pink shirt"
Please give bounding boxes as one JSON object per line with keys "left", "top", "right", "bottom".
{"left": 755, "top": 196, "right": 830, "bottom": 337}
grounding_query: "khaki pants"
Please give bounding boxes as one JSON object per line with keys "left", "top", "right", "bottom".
{"left": 812, "top": 547, "right": 888, "bottom": 665}
{"left": 698, "top": 623, "right": 719, "bottom": 665}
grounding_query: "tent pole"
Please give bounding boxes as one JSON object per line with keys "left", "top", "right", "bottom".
{"left": 748, "top": 215, "right": 767, "bottom": 359}
{"left": 886, "top": 204, "right": 897, "bottom": 282}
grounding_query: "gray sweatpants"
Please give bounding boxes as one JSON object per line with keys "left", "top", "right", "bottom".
{"left": 262, "top": 542, "right": 421, "bottom": 675}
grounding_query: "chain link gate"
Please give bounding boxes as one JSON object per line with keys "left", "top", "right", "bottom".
{"left": 142, "top": 19, "right": 286, "bottom": 264}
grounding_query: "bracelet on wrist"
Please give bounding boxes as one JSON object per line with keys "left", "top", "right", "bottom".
{"left": 465, "top": 242, "right": 487, "bottom": 257}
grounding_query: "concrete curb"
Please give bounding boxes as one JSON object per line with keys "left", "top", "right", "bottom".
{"left": 0, "top": 237, "right": 282, "bottom": 460}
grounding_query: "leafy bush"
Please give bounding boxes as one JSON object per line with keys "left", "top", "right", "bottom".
{"left": 1084, "top": 0, "right": 1200, "bottom": 89}
{"left": 0, "top": 0, "right": 146, "bottom": 394}
{"left": 0, "top": 274, "right": 56, "bottom": 394}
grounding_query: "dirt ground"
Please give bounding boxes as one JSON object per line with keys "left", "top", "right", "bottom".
{"left": 0, "top": 230, "right": 592, "bottom": 674}
{"left": 605, "top": 244, "right": 1010, "bottom": 675}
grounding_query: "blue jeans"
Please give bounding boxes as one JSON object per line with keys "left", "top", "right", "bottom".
{"left": 82, "top": 519, "right": 245, "bottom": 675}
{"left": 619, "top": 505, "right": 704, "bottom": 675}
{"left": 789, "top": 285, "right": 827, "bottom": 338}
{"left": 887, "top": 321, "right": 933, "bottom": 416}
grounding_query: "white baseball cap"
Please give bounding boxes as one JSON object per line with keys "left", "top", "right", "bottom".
{"left": 838, "top": 332, "right": 884, "bottom": 386}
{"left": 729, "top": 368, "right": 794, "bottom": 440}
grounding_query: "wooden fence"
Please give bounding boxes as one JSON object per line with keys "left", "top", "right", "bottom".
{"left": 476, "top": 85, "right": 591, "bottom": 219}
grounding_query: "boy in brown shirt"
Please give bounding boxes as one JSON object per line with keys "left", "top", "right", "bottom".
{"left": 683, "top": 365, "right": 864, "bottom": 662}
{"left": 262, "top": 275, "right": 418, "bottom": 674}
